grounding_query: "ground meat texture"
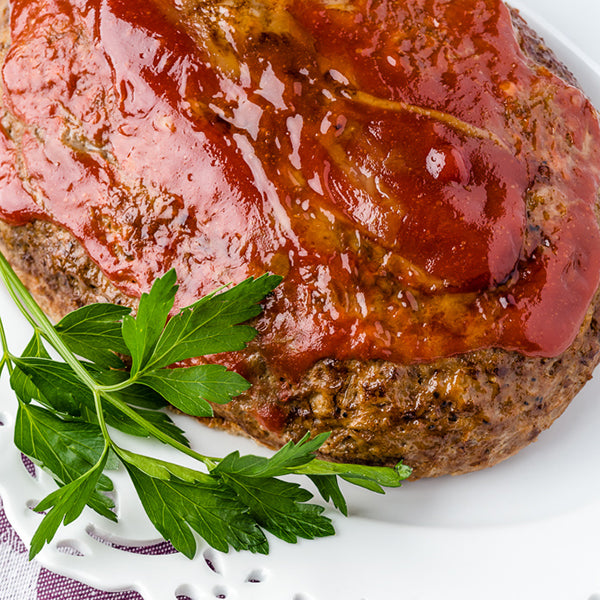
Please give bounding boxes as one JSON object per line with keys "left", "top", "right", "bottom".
{"left": 0, "top": 0, "right": 599, "bottom": 478}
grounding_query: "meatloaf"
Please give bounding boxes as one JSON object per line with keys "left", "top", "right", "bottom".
{"left": 0, "top": 0, "right": 599, "bottom": 478}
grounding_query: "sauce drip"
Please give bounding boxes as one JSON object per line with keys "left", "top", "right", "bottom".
{"left": 1, "top": 0, "right": 600, "bottom": 378}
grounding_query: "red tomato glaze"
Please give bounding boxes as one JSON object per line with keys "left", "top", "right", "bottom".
{"left": 1, "top": 0, "right": 600, "bottom": 379}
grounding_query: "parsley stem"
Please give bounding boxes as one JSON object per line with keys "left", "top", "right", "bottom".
{"left": 0, "top": 252, "right": 105, "bottom": 392}
{"left": 99, "top": 389, "right": 218, "bottom": 468}
{"left": 93, "top": 388, "right": 111, "bottom": 443}
{"left": 0, "top": 316, "right": 13, "bottom": 376}
{"left": 96, "top": 377, "right": 140, "bottom": 394}
{"left": 0, "top": 259, "right": 42, "bottom": 334}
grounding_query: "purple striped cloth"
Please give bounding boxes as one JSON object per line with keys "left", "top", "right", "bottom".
{"left": 0, "top": 498, "right": 149, "bottom": 600}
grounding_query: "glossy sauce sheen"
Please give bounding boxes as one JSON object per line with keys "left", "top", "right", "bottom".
{"left": 1, "top": 0, "right": 600, "bottom": 379}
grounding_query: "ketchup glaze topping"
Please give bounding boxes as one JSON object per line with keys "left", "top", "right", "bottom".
{"left": 1, "top": 0, "right": 600, "bottom": 378}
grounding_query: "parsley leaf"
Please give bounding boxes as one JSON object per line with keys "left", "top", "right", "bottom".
{"left": 307, "top": 475, "right": 348, "bottom": 515}
{"left": 138, "top": 365, "right": 250, "bottom": 416}
{"left": 29, "top": 450, "right": 110, "bottom": 560}
{"left": 143, "top": 274, "right": 282, "bottom": 371}
{"left": 121, "top": 269, "right": 178, "bottom": 376}
{"left": 55, "top": 303, "right": 131, "bottom": 368}
{"left": 14, "top": 402, "right": 117, "bottom": 520}
{"left": 217, "top": 432, "right": 332, "bottom": 478}
{"left": 125, "top": 461, "right": 269, "bottom": 557}
{"left": 13, "top": 356, "right": 95, "bottom": 416}
{"left": 216, "top": 468, "right": 334, "bottom": 543}
{"left": 9, "top": 333, "right": 50, "bottom": 403}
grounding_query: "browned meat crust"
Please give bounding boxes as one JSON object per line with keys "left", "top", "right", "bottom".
{"left": 0, "top": 3, "right": 598, "bottom": 478}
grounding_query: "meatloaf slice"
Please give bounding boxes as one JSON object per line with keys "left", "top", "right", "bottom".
{"left": 0, "top": 0, "right": 599, "bottom": 478}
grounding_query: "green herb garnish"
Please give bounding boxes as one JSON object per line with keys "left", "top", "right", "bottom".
{"left": 0, "top": 252, "right": 411, "bottom": 559}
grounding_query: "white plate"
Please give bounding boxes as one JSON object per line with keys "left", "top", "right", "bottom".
{"left": 2, "top": 2, "right": 600, "bottom": 599}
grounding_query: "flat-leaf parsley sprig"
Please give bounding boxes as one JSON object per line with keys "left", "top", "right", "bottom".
{"left": 0, "top": 252, "right": 411, "bottom": 560}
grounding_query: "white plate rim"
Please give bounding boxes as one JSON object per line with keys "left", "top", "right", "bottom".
{"left": 1, "top": 2, "right": 600, "bottom": 599}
